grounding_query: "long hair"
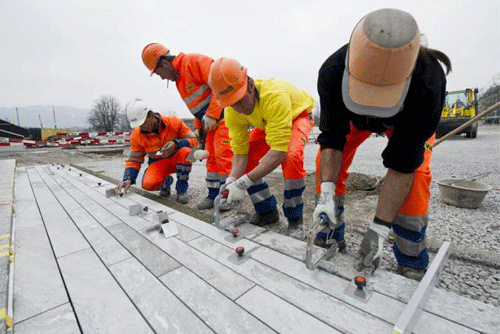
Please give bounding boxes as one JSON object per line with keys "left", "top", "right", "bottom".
{"left": 420, "top": 46, "right": 452, "bottom": 75}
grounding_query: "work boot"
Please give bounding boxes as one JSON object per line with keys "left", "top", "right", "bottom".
{"left": 196, "top": 198, "right": 214, "bottom": 210}
{"left": 159, "top": 175, "right": 174, "bottom": 198}
{"left": 287, "top": 217, "right": 306, "bottom": 240}
{"left": 176, "top": 192, "right": 188, "bottom": 204}
{"left": 397, "top": 265, "right": 427, "bottom": 281}
{"left": 249, "top": 207, "right": 280, "bottom": 227}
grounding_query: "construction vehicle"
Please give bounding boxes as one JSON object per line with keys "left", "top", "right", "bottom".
{"left": 436, "top": 88, "right": 479, "bottom": 138}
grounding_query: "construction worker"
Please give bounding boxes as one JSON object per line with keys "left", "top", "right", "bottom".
{"left": 314, "top": 8, "right": 451, "bottom": 279}
{"left": 208, "top": 58, "right": 315, "bottom": 235}
{"left": 115, "top": 100, "right": 198, "bottom": 203}
{"left": 141, "top": 43, "right": 233, "bottom": 211}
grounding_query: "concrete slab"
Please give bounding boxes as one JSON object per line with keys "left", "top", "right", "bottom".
{"left": 109, "top": 257, "right": 213, "bottom": 333}
{"left": 58, "top": 248, "right": 154, "bottom": 334}
{"left": 13, "top": 303, "right": 80, "bottom": 334}
{"left": 11, "top": 165, "right": 496, "bottom": 334}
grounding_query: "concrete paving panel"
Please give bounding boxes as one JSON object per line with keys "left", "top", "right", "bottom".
{"left": 14, "top": 303, "right": 80, "bottom": 334}
{"left": 107, "top": 222, "right": 181, "bottom": 276}
{"left": 190, "top": 236, "right": 393, "bottom": 333}
{"left": 109, "top": 257, "right": 213, "bottom": 334}
{"left": 14, "top": 224, "right": 69, "bottom": 323}
{"left": 371, "top": 270, "right": 499, "bottom": 334}
{"left": 58, "top": 248, "right": 154, "bottom": 334}
{"left": 160, "top": 266, "right": 274, "bottom": 334}
{"left": 35, "top": 166, "right": 132, "bottom": 266}
{"left": 236, "top": 285, "right": 338, "bottom": 334}
{"left": 14, "top": 168, "right": 44, "bottom": 230}
{"left": 53, "top": 169, "right": 152, "bottom": 231}
{"left": 25, "top": 168, "right": 89, "bottom": 258}
{"left": 169, "top": 211, "right": 261, "bottom": 250}
{"left": 142, "top": 231, "right": 255, "bottom": 301}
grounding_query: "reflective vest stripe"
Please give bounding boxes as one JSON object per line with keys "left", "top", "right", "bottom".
{"left": 189, "top": 94, "right": 212, "bottom": 115}
{"left": 183, "top": 84, "right": 210, "bottom": 105}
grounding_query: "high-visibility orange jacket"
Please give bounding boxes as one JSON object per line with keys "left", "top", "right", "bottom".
{"left": 123, "top": 114, "right": 197, "bottom": 182}
{"left": 172, "top": 53, "right": 222, "bottom": 129}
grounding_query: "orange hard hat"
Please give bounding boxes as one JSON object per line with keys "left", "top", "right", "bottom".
{"left": 142, "top": 43, "right": 169, "bottom": 76}
{"left": 209, "top": 58, "right": 248, "bottom": 107}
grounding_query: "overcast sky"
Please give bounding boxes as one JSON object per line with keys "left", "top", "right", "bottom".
{"left": 1, "top": 0, "right": 499, "bottom": 119}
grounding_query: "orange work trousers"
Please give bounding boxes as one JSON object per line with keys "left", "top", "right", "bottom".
{"left": 315, "top": 124, "right": 435, "bottom": 218}
{"left": 142, "top": 147, "right": 191, "bottom": 191}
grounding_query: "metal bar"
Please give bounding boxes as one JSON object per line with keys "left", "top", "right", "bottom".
{"left": 392, "top": 241, "right": 451, "bottom": 334}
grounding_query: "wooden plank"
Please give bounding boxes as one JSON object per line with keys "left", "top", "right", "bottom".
{"left": 142, "top": 231, "right": 255, "bottom": 301}
{"left": 189, "top": 236, "right": 393, "bottom": 333}
{"left": 160, "top": 266, "right": 274, "bottom": 334}
{"left": 109, "top": 257, "right": 213, "bottom": 334}
{"left": 57, "top": 248, "right": 154, "bottom": 334}
{"left": 25, "top": 168, "right": 89, "bottom": 258}
{"left": 14, "top": 303, "right": 80, "bottom": 334}
{"left": 35, "top": 166, "right": 132, "bottom": 266}
{"left": 107, "top": 223, "right": 181, "bottom": 277}
{"left": 236, "top": 286, "right": 338, "bottom": 334}
{"left": 13, "top": 224, "right": 69, "bottom": 323}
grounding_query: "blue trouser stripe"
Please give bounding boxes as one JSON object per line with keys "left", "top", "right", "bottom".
{"left": 283, "top": 187, "right": 303, "bottom": 199}
{"left": 247, "top": 182, "right": 277, "bottom": 215}
{"left": 248, "top": 181, "right": 270, "bottom": 194}
{"left": 282, "top": 203, "right": 303, "bottom": 220}
{"left": 176, "top": 180, "right": 188, "bottom": 193}
{"left": 175, "top": 165, "right": 190, "bottom": 194}
{"left": 253, "top": 195, "right": 277, "bottom": 215}
{"left": 208, "top": 187, "right": 219, "bottom": 200}
{"left": 393, "top": 242, "right": 429, "bottom": 269}
{"left": 283, "top": 186, "right": 304, "bottom": 220}
{"left": 316, "top": 222, "right": 345, "bottom": 242}
{"left": 393, "top": 224, "right": 427, "bottom": 243}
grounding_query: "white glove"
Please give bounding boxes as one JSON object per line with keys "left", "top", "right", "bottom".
{"left": 220, "top": 176, "right": 237, "bottom": 193}
{"left": 202, "top": 115, "right": 217, "bottom": 130}
{"left": 225, "top": 175, "right": 254, "bottom": 204}
{"left": 313, "top": 182, "right": 336, "bottom": 225}
{"left": 360, "top": 222, "right": 390, "bottom": 267}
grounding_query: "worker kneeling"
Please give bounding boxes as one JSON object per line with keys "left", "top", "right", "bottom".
{"left": 115, "top": 100, "right": 198, "bottom": 203}
{"left": 208, "top": 58, "right": 315, "bottom": 237}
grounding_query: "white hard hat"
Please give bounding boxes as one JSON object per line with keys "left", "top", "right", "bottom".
{"left": 126, "top": 100, "right": 149, "bottom": 128}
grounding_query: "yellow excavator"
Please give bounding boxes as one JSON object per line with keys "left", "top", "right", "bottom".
{"left": 436, "top": 88, "right": 479, "bottom": 138}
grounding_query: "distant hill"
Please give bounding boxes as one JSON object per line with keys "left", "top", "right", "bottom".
{"left": 0, "top": 105, "right": 91, "bottom": 130}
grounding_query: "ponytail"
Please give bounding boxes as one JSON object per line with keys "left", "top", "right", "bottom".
{"left": 420, "top": 46, "right": 452, "bottom": 75}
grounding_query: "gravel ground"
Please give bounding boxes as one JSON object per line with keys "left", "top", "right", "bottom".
{"left": 2, "top": 124, "right": 499, "bottom": 306}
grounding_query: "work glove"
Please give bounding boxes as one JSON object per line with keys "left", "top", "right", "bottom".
{"left": 202, "top": 115, "right": 217, "bottom": 130}
{"left": 313, "top": 182, "right": 336, "bottom": 225}
{"left": 360, "top": 221, "right": 390, "bottom": 267}
{"left": 220, "top": 176, "right": 237, "bottom": 193}
{"left": 224, "top": 175, "right": 254, "bottom": 204}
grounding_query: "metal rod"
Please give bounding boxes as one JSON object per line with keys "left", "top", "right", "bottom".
{"left": 392, "top": 241, "right": 451, "bottom": 334}
{"left": 434, "top": 102, "right": 500, "bottom": 147}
